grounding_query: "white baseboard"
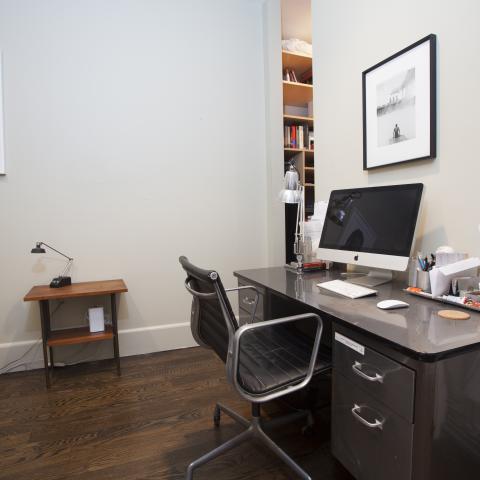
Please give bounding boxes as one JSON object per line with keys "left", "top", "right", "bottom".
{"left": 119, "top": 323, "right": 197, "bottom": 356}
{"left": 0, "top": 323, "right": 197, "bottom": 374}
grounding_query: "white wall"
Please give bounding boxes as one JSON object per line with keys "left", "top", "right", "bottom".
{"left": 312, "top": 0, "right": 480, "bottom": 257}
{"left": 0, "top": 0, "right": 268, "bottom": 371}
{"left": 281, "top": 0, "right": 311, "bottom": 43}
{"left": 263, "top": 0, "right": 285, "bottom": 266}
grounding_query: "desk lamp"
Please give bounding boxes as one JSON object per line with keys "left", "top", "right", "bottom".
{"left": 31, "top": 242, "right": 73, "bottom": 288}
{"left": 279, "top": 162, "right": 306, "bottom": 274}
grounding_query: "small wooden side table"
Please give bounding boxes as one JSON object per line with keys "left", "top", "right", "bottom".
{"left": 24, "top": 279, "right": 128, "bottom": 388}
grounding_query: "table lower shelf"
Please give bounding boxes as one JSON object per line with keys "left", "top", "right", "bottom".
{"left": 47, "top": 326, "right": 114, "bottom": 347}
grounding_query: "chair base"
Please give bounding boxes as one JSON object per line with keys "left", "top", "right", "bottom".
{"left": 185, "top": 402, "right": 314, "bottom": 480}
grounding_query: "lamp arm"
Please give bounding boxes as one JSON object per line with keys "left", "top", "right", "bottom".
{"left": 294, "top": 184, "right": 305, "bottom": 242}
{"left": 295, "top": 184, "right": 301, "bottom": 240}
{"left": 61, "top": 259, "right": 74, "bottom": 277}
{"left": 301, "top": 185, "right": 305, "bottom": 239}
{"left": 38, "top": 242, "right": 73, "bottom": 261}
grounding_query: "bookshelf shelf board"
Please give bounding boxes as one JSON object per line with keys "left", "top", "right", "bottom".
{"left": 282, "top": 50, "right": 312, "bottom": 77}
{"left": 47, "top": 326, "right": 114, "bottom": 347}
{"left": 304, "top": 183, "right": 315, "bottom": 187}
{"left": 283, "top": 81, "right": 313, "bottom": 106}
{"left": 304, "top": 166, "right": 315, "bottom": 170}
{"left": 283, "top": 114, "right": 314, "bottom": 127}
{"left": 282, "top": 49, "right": 312, "bottom": 59}
{"left": 284, "top": 148, "right": 314, "bottom": 153}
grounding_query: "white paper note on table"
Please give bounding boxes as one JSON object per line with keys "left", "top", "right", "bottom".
{"left": 429, "top": 257, "right": 480, "bottom": 297}
{"left": 307, "top": 201, "right": 328, "bottom": 254}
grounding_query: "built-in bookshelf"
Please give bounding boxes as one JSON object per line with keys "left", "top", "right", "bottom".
{"left": 282, "top": 49, "right": 314, "bottom": 219}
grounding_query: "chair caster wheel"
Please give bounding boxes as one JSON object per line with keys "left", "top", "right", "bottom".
{"left": 301, "top": 412, "right": 315, "bottom": 436}
{"left": 301, "top": 424, "right": 315, "bottom": 436}
{"left": 213, "top": 405, "right": 221, "bottom": 427}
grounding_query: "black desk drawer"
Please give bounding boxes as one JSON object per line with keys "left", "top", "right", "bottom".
{"left": 334, "top": 332, "right": 415, "bottom": 422}
{"left": 332, "top": 371, "right": 413, "bottom": 480}
{"left": 238, "top": 281, "right": 264, "bottom": 321}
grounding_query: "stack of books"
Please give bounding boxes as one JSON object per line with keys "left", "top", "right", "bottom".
{"left": 284, "top": 125, "right": 312, "bottom": 149}
{"left": 283, "top": 68, "right": 313, "bottom": 85}
{"left": 284, "top": 69, "right": 298, "bottom": 82}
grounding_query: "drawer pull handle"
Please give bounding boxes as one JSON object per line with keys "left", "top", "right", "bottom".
{"left": 242, "top": 296, "right": 256, "bottom": 305}
{"left": 352, "top": 361, "right": 384, "bottom": 383}
{"left": 351, "top": 404, "right": 384, "bottom": 430}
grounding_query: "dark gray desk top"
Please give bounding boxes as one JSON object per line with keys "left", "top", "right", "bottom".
{"left": 234, "top": 267, "right": 480, "bottom": 361}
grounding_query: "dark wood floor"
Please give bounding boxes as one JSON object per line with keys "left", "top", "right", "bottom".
{"left": 0, "top": 347, "right": 353, "bottom": 480}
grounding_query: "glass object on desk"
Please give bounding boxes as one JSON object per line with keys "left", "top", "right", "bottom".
{"left": 301, "top": 236, "right": 313, "bottom": 261}
{"left": 408, "top": 256, "right": 419, "bottom": 287}
{"left": 416, "top": 270, "right": 431, "bottom": 293}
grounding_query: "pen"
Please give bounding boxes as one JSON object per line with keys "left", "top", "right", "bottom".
{"left": 418, "top": 255, "right": 425, "bottom": 271}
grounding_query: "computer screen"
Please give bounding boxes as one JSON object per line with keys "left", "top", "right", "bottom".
{"left": 319, "top": 183, "right": 423, "bottom": 257}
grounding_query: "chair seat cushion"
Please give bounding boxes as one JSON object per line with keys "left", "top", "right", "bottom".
{"left": 237, "top": 323, "right": 331, "bottom": 396}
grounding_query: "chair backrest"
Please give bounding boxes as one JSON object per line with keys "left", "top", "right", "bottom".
{"left": 179, "top": 256, "right": 238, "bottom": 364}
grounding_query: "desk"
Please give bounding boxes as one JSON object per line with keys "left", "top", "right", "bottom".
{"left": 24, "top": 279, "right": 128, "bottom": 388}
{"left": 234, "top": 267, "right": 480, "bottom": 480}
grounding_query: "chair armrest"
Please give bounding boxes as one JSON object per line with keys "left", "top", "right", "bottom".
{"left": 230, "top": 313, "right": 324, "bottom": 403}
{"left": 225, "top": 285, "right": 260, "bottom": 325}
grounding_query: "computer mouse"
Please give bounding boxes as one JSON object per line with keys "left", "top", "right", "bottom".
{"left": 377, "top": 299, "right": 409, "bottom": 310}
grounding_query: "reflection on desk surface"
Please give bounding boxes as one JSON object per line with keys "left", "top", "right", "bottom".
{"left": 234, "top": 267, "right": 480, "bottom": 359}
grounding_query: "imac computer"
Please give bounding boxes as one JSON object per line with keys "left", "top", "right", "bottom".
{"left": 317, "top": 183, "right": 424, "bottom": 287}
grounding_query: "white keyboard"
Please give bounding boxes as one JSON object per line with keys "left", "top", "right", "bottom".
{"left": 317, "top": 280, "right": 377, "bottom": 299}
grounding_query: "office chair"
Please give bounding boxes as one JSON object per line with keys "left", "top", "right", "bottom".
{"left": 179, "top": 256, "right": 331, "bottom": 480}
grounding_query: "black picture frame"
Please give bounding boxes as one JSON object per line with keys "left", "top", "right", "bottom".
{"left": 362, "top": 34, "right": 436, "bottom": 170}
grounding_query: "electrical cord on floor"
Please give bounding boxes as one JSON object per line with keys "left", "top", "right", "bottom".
{"left": 0, "top": 300, "right": 65, "bottom": 374}
{"left": 0, "top": 340, "right": 42, "bottom": 375}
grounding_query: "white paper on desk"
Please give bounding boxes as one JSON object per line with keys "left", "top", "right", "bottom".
{"left": 429, "top": 257, "right": 480, "bottom": 297}
{"left": 311, "top": 201, "right": 327, "bottom": 222}
{"left": 307, "top": 201, "right": 328, "bottom": 254}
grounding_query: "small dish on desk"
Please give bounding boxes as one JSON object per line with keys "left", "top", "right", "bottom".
{"left": 377, "top": 299, "right": 409, "bottom": 310}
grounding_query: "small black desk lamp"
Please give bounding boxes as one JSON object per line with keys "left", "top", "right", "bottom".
{"left": 31, "top": 242, "right": 73, "bottom": 288}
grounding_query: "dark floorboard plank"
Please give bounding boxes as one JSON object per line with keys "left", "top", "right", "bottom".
{"left": 0, "top": 347, "right": 353, "bottom": 480}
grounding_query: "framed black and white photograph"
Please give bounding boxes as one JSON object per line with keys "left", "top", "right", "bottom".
{"left": 362, "top": 34, "right": 436, "bottom": 170}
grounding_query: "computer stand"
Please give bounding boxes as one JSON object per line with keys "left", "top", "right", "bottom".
{"left": 344, "top": 269, "right": 393, "bottom": 288}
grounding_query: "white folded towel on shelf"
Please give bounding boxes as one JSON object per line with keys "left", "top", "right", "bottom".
{"left": 281, "top": 38, "right": 312, "bottom": 56}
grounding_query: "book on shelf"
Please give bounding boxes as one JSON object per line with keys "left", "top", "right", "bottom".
{"left": 284, "top": 124, "right": 313, "bottom": 150}
{"left": 284, "top": 68, "right": 313, "bottom": 85}
{"left": 300, "top": 67, "right": 313, "bottom": 84}
{"left": 283, "top": 68, "right": 298, "bottom": 82}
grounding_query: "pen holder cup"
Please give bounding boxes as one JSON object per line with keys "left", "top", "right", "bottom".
{"left": 416, "top": 270, "right": 431, "bottom": 293}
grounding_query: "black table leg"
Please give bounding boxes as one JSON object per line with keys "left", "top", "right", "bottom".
{"left": 111, "top": 293, "right": 121, "bottom": 376}
{"left": 49, "top": 346, "right": 54, "bottom": 371}
{"left": 39, "top": 300, "right": 51, "bottom": 388}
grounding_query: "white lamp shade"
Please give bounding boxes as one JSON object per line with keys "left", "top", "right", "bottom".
{"left": 279, "top": 189, "right": 301, "bottom": 204}
{"left": 284, "top": 168, "right": 299, "bottom": 190}
{"left": 279, "top": 165, "right": 301, "bottom": 203}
